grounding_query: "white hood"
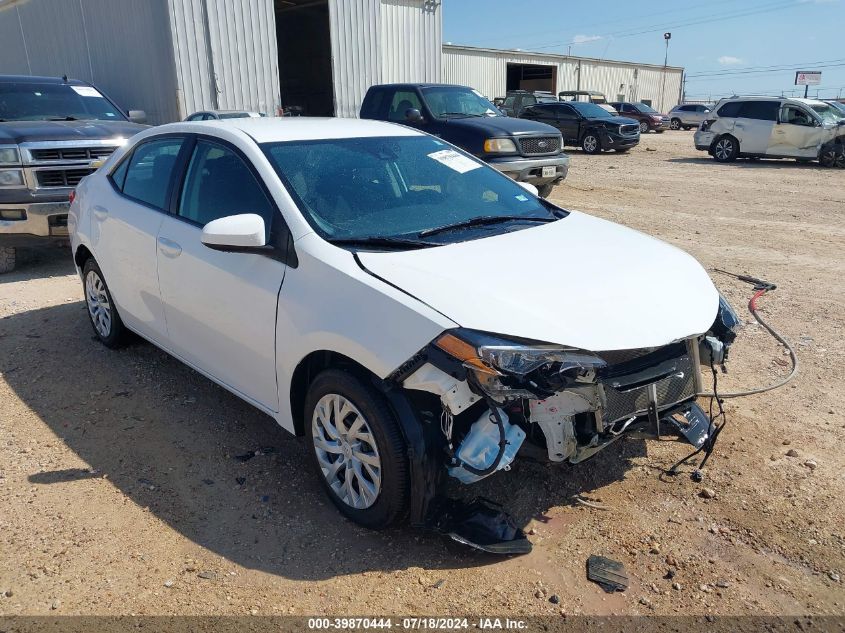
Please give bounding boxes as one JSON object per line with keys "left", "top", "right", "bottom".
{"left": 358, "top": 211, "right": 720, "bottom": 351}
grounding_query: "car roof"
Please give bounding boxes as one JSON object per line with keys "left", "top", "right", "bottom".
{"left": 0, "top": 74, "right": 88, "bottom": 86}
{"left": 169, "top": 117, "right": 424, "bottom": 143}
{"left": 370, "top": 83, "right": 468, "bottom": 90}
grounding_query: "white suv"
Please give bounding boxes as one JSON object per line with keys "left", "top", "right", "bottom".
{"left": 694, "top": 96, "right": 845, "bottom": 166}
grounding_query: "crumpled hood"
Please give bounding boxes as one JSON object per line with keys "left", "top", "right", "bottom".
{"left": 358, "top": 211, "right": 720, "bottom": 351}
{"left": 445, "top": 115, "right": 560, "bottom": 137}
{"left": 0, "top": 120, "right": 147, "bottom": 144}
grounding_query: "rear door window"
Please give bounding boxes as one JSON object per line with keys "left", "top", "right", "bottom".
{"left": 716, "top": 101, "right": 742, "bottom": 118}
{"left": 737, "top": 101, "right": 779, "bottom": 121}
{"left": 118, "top": 137, "right": 184, "bottom": 210}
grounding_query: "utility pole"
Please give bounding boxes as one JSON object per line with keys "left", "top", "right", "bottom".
{"left": 659, "top": 32, "right": 671, "bottom": 111}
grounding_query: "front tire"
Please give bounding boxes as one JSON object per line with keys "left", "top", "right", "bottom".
{"left": 305, "top": 369, "right": 409, "bottom": 529}
{"left": 639, "top": 121, "right": 649, "bottom": 134}
{"left": 712, "top": 135, "right": 739, "bottom": 162}
{"left": 0, "top": 246, "right": 15, "bottom": 274}
{"left": 581, "top": 131, "right": 602, "bottom": 154}
{"left": 82, "top": 258, "right": 127, "bottom": 348}
{"left": 670, "top": 118, "right": 681, "bottom": 130}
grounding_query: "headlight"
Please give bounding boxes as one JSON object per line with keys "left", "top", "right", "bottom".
{"left": 0, "top": 169, "right": 25, "bottom": 188}
{"left": 0, "top": 146, "right": 21, "bottom": 165}
{"left": 435, "top": 330, "right": 606, "bottom": 400}
{"left": 483, "top": 138, "right": 517, "bottom": 153}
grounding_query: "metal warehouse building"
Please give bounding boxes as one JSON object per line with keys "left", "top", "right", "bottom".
{"left": 442, "top": 45, "right": 684, "bottom": 114}
{"left": 0, "top": 0, "right": 684, "bottom": 123}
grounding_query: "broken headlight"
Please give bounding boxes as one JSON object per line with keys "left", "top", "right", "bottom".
{"left": 435, "top": 330, "right": 606, "bottom": 400}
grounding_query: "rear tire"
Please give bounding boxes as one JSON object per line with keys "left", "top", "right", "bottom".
{"left": 536, "top": 184, "right": 554, "bottom": 198}
{"left": 0, "top": 246, "right": 15, "bottom": 274}
{"left": 670, "top": 118, "right": 681, "bottom": 130}
{"left": 712, "top": 135, "right": 739, "bottom": 162}
{"left": 305, "top": 369, "right": 409, "bottom": 530}
{"left": 82, "top": 258, "right": 128, "bottom": 348}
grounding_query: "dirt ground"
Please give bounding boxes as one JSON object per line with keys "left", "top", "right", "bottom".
{"left": 1, "top": 132, "right": 844, "bottom": 618}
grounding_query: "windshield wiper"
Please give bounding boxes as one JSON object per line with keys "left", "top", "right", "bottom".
{"left": 47, "top": 116, "right": 80, "bottom": 121}
{"left": 327, "top": 236, "right": 437, "bottom": 250}
{"left": 419, "top": 215, "right": 556, "bottom": 238}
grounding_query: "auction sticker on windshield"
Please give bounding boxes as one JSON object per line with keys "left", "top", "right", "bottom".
{"left": 428, "top": 149, "right": 482, "bottom": 174}
{"left": 71, "top": 86, "right": 103, "bottom": 98}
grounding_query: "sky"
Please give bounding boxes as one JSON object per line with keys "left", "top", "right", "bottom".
{"left": 442, "top": 0, "right": 845, "bottom": 101}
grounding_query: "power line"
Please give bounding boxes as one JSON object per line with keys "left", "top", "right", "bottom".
{"left": 685, "top": 62, "right": 845, "bottom": 82}
{"left": 688, "top": 58, "right": 845, "bottom": 77}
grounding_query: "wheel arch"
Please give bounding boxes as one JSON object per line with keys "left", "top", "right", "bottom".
{"left": 74, "top": 244, "right": 94, "bottom": 270}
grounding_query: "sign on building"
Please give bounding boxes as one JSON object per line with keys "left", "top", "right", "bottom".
{"left": 795, "top": 71, "right": 822, "bottom": 86}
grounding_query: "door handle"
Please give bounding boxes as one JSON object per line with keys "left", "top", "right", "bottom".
{"left": 157, "top": 236, "right": 182, "bottom": 258}
{"left": 92, "top": 206, "right": 108, "bottom": 221}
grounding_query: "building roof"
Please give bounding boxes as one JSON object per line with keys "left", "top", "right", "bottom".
{"left": 443, "top": 44, "right": 684, "bottom": 73}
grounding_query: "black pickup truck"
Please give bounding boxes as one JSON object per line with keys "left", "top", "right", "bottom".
{"left": 0, "top": 75, "right": 147, "bottom": 273}
{"left": 360, "top": 83, "right": 569, "bottom": 198}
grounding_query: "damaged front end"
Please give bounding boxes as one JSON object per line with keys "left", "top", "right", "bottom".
{"left": 388, "top": 295, "right": 740, "bottom": 551}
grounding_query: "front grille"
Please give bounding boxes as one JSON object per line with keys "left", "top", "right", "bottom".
{"left": 36, "top": 168, "right": 95, "bottom": 188}
{"left": 30, "top": 146, "right": 116, "bottom": 162}
{"left": 600, "top": 346, "right": 697, "bottom": 424}
{"left": 519, "top": 136, "right": 561, "bottom": 155}
{"left": 620, "top": 124, "right": 639, "bottom": 135}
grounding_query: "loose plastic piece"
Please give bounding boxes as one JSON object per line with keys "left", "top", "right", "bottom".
{"left": 434, "top": 498, "right": 532, "bottom": 555}
{"left": 587, "top": 555, "right": 629, "bottom": 593}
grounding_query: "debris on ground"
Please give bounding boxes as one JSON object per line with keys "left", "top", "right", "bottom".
{"left": 587, "top": 555, "right": 629, "bottom": 593}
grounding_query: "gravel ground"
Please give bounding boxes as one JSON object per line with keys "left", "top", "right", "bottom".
{"left": 1, "top": 131, "right": 843, "bottom": 618}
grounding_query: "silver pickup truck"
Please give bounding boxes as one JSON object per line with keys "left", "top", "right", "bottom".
{"left": 0, "top": 75, "right": 147, "bottom": 273}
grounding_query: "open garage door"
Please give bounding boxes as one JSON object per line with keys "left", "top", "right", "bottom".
{"left": 506, "top": 63, "right": 557, "bottom": 93}
{"left": 275, "top": 0, "right": 334, "bottom": 116}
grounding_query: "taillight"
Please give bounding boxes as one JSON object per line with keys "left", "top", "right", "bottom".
{"left": 700, "top": 119, "right": 716, "bottom": 132}
{"left": 68, "top": 190, "right": 76, "bottom": 204}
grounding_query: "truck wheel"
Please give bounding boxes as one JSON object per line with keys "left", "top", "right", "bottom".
{"left": 82, "top": 258, "right": 128, "bottom": 348}
{"left": 639, "top": 121, "right": 649, "bottom": 134}
{"left": 670, "top": 118, "right": 681, "bottom": 130}
{"left": 819, "top": 144, "right": 845, "bottom": 168}
{"left": 305, "top": 369, "right": 409, "bottom": 530}
{"left": 536, "top": 184, "right": 554, "bottom": 198}
{"left": 0, "top": 246, "right": 15, "bottom": 274}
{"left": 712, "top": 135, "right": 739, "bottom": 162}
{"left": 581, "top": 132, "right": 602, "bottom": 154}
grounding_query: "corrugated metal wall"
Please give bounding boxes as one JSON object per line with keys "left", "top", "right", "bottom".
{"left": 443, "top": 45, "right": 684, "bottom": 113}
{"left": 168, "top": 0, "right": 281, "bottom": 118}
{"left": 328, "top": 0, "right": 442, "bottom": 118}
{"left": 0, "top": 0, "right": 181, "bottom": 124}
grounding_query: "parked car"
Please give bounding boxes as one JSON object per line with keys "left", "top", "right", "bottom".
{"left": 609, "top": 101, "right": 670, "bottom": 133}
{"left": 520, "top": 101, "right": 640, "bottom": 154}
{"left": 694, "top": 96, "right": 845, "bottom": 167}
{"left": 0, "top": 74, "right": 147, "bottom": 273}
{"left": 558, "top": 90, "right": 618, "bottom": 115}
{"left": 499, "top": 90, "right": 558, "bottom": 117}
{"left": 70, "top": 117, "right": 739, "bottom": 551}
{"left": 185, "top": 110, "right": 266, "bottom": 121}
{"left": 668, "top": 103, "right": 713, "bottom": 130}
{"left": 360, "top": 83, "right": 569, "bottom": 198}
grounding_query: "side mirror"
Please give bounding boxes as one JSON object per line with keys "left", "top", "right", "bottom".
{"left": 405, "top": 108, "right": 424, "bottom": 124}
{"left": 201, "top": 213, "right": 266, "bottom": 251}
{"left": 517, "top": 181, "right": 539, "bottom": 197}
{"left": 128, "top": 110, "right": 147, "bottom": 124}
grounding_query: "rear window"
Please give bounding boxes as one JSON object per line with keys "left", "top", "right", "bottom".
{"left": 737, "top": 101, "right": 780, "bottom": 121}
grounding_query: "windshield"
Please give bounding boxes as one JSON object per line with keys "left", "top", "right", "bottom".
{"left": 571, "top": 102, "right": 613, "bottom": 118}
{"left": 827, "top": 101, "right": 845, "bottom": 115}
{"left": 811, "top": 103, "right": 843, "bottom": 123}
{"left": 0, "top": 82, "right": 125, "bottom": 122}
{"left": 536, "top": 96, "right": 558, "bottom": 103}
{"left": 421, "top": 86, "right": 500, "bottom": 118}
{"left": 262, "top": 136, "right": 558, "bottom": 245}
{"left": 635, "top": 102, "right": 659, "bottom": 114}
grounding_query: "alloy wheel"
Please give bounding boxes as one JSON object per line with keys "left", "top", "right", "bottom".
{"left": 670, "top": 119, "right": 681, "bottom": 130}
{"left": 85, "top": 270, "right": 112, "bottom": 338}
{"left": 639, "top": 121, "right": 649, "bottom": 133}
{"left": 714, "top": 138, "right": 734, "bottom": 161}
{"left": 583, "top": 135, "right": 599, "bottom": 153}
{"left": 311, "top": 393, "right": 382, "bottom": 509}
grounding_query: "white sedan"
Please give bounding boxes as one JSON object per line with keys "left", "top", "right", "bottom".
{"left": 70, "top": 118, "right": 738, "bottom": 551}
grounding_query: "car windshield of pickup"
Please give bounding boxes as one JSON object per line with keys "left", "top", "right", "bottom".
{"left": 635, "top": 102, "right": 660, "bottom": 114}
{"left": 263, "top": 135, "right": 563, "bottom": 248}
{"left": 0, "top": 82, "right": 125, "bottom": 122}
{"left": 421, "top": 86, "right": 500, "bottom": 118}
